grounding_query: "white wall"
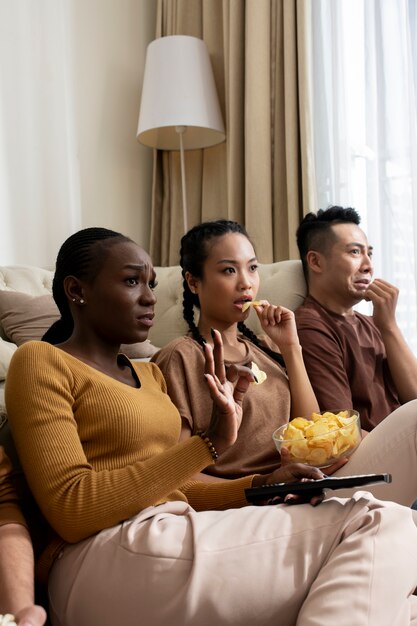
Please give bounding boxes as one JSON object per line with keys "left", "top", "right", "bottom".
{"left": 69, "top": 0, "right": 156, "bottom": 249}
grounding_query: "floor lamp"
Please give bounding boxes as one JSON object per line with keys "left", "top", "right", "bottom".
{"left": 136, "top": 35, "right": 226, "bottom": 234}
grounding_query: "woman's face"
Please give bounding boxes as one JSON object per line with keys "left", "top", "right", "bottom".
{"left": 189, "top": 232, "right": 260, "bottom": 330}
{"left": 81, "top": 240, "right": 157, "bottom": 345}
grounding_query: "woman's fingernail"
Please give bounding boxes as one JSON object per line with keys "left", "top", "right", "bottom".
{"left": 210, "top": 328, "right": 215, "bottom": 339}
{"left": 253, "top": 375, "right": 258, "bottom": 383}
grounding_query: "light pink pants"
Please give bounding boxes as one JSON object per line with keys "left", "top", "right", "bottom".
{"left": 48, "top": 492, "right": 417, "bottom": 626}
{"left": 332, "top": 400, "right": 417, "bottom": 504}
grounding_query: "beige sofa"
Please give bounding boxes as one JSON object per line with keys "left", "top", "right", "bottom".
{"left": 0, "top": 260, "right": 306, "bottom": 411}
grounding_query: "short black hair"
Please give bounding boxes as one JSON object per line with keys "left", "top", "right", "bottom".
{"left": 296, "top": 206, "right": 361, "bottom": 282}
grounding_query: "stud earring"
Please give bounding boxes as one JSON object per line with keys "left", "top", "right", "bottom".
{"left": 72, "top": 298, "right": 76, "bottom": 302}
{"left": 79, "top": 299, "right": 85, "bottom": 304}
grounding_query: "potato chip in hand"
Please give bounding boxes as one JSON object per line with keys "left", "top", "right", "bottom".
{"left": 242, "top": 300, "right": 263, "bottom": 312}
{"left": 0, "top": 615, "right": 17, "bottom": 626}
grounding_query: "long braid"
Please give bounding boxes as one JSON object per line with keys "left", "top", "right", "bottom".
{"left": 180, "top": 219, "right": 286, "bottom": 367}
{"left": 182, "top": 278, "right": 205, "bottom": 347}
{"left": 238, "top": 322, "right": 286, "bottom": 368}
{"left": 42, "top": 227, "right": 131, "bottom": 344}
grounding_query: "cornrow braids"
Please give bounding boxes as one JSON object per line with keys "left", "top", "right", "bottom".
{"left": 238, "top": 322, "right": 286, "bottom": 368}
{"left": 42, "top": 227, "right": 131, "bottom": 345}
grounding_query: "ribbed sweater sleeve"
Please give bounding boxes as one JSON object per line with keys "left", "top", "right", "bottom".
{"left": 5, "top": 342, "right": 252, "bottom": 543}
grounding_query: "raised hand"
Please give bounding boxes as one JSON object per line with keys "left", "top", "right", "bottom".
{"left": 253, "top": 302, "right": 300, "bottom": 351}
{"left": 364, "top": 278, "right": 399, "bottom": 332}
{"left": 203, "top": 329, "right": 255, "bottom": 455}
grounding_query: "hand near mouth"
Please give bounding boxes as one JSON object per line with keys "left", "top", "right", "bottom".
{"left": 364, "top": 278, "right": 399, "bottom": 331}
{"left": 254, "top": 303, "right": 301, "bottom": 352}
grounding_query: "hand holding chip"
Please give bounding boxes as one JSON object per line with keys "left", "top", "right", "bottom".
{"left": 0, "top": 605, "right": 47, "bottom": 626}
{"left": 249, "top": 302, "right": 301, "bottom": 351}
{"left": 0, "top": 616, "right": 16, "bottom": 626}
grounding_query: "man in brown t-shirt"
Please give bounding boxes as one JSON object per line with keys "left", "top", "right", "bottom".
{"left": 294, "top": 206, "right": 417, "bottom": 432}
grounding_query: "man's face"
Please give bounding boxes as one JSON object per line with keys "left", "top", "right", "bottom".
{"left": 317, "top": 223, "right": 374, "bottom": 307}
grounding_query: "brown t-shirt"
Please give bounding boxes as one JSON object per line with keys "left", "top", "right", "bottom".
{"left": 152, "top": 335, "right": 290, "bottom": 478}
{"left": 295, "top": 295, "right": 401, "bottom": 431}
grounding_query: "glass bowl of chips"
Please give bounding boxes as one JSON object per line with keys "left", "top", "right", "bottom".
{"left": 272, "top": 410, "right": 361, "bottom": 468}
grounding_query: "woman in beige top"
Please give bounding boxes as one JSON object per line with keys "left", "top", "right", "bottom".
{"left": 153, "top": 220, "right": 322, "bottom": 479}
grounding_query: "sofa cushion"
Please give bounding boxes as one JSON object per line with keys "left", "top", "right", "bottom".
{"left": 0, "top": 292, "right": 58, "bottom": 346}
{"left": 0, "top": 339, "right": 17, "bottom": 382}
{"left": 0, "top": 291, "right": 159, "bottom": 371}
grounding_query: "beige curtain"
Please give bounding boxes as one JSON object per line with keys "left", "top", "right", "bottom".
{"left": 150, "top": 0, "right": 316, "bottom": 265}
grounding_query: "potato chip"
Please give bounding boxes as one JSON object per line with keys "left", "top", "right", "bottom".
{"left": 290, "top": 417, "right": 311, "bottom": 429}
{"left": 273, "top": 410, "right": 361, "bottom": 467}
{"left": 250, "top": 361, "right": 267, "bottom": 385}
{"left": 288, "top": 440, "right": 309, "bottom": 459}
{"left": 283, "top": 423, "right": 305, "bottom": 441}
{"left": 306, "top": 448, "right": 329, "bottom": 464}
{"left": 0, "top": 616, "right": 17, "bottom": 626}
{"left": 242, "top": 300, "right": 263, "bottom": 312}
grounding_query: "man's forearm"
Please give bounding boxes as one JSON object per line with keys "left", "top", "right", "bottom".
{"left": 381, "top": 325, "right": 417, "bottom": 403}
{"left": 0, "top": 524, "right": 34, "bottom": 615}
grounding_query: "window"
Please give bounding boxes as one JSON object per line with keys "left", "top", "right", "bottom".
{"left": 311, "top": 0, "right": 417, "bottom": 353}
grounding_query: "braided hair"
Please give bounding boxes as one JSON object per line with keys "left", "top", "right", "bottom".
{"left": 180, "top": 219, "right": 285, "bottom": 367}
{"left": 42, "top": 227, "right": 132, "bottom": 344}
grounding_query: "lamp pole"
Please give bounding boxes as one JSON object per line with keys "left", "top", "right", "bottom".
{"left": 176, "top": 125, "right": 188, "bottom": 233}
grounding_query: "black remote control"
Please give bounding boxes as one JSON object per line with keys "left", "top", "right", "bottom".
{"left": 245, "top": 473, "right": 392, "bottom": 504}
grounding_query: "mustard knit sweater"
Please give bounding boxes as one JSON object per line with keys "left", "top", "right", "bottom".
{"left": 5, "top": 342, "right": 253, "bottom": 552}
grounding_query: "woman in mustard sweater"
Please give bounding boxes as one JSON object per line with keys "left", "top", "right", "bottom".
{"left": 5, "top": 227, "right": 417, "bottom": 626}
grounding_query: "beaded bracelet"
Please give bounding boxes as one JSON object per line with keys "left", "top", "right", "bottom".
{"left": 197, "top": 431, "right": 219, "bottom": 461}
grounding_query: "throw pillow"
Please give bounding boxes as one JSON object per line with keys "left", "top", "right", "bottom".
{"left": 0, "top": 290, "right": 159, "bottom": 359}
{"left": 0, "top": 338, "right": 17, "bottom": 381}
{"left": 0, "top": 292, "right": 58, "bottom": 345}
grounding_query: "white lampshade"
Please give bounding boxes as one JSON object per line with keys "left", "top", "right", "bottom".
{"left": 137, "top": 35, "right": 225, "bottom": 150}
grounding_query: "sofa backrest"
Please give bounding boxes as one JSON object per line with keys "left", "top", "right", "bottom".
{"left": 0, "top": 260, "right": 307, "bottom": 380}
{"left": 147, "top": 260, "right": 307, "bottom": 346}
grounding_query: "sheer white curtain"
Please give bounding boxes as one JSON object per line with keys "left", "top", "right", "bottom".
{"left": 0, "top": 1, "right": 156, "bottom": 267}
{"left": 0, "top": 0, "right": 81, "bottom": 266}
{"left": 310, "top": 0, "right": 417, "bottom": 354}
